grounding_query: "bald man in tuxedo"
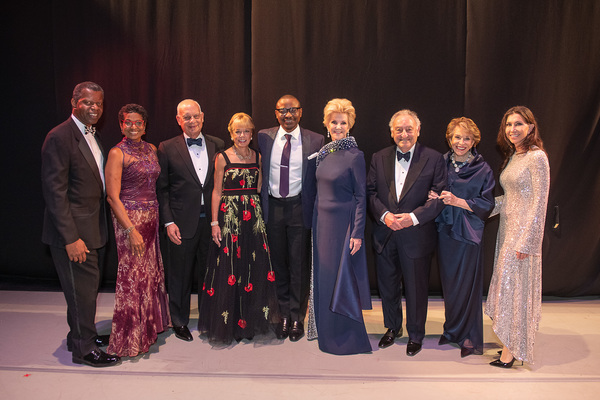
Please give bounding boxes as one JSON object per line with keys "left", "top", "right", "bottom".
{"left": 157, "top": 99, "right": 224, "bottom": 341}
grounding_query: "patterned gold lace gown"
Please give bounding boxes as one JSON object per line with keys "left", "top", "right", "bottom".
{"left": 485, "top": 147, "right": 549, "bottom": 363}
{"left": 107, "top": 138, "right": 170, "bottom": 357}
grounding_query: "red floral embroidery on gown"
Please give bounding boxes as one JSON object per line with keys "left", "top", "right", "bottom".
{"left": 107, "top": 138, "right": 170, "bottom": 357}
{"left": 197, "top": 151, "right": 281, "bottom": 346}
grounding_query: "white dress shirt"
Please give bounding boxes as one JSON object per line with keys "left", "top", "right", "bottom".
{"left": 184, "top": 133, "right": 209, "bottom": 206}
{"left": 71, "top": 115, "right": 105, "bottom": 190}
{"left": 269, "top": 125, "right": 303, "bottom": 198}
{"left": 381, "top": 144, "right": 419, "bottom": 226}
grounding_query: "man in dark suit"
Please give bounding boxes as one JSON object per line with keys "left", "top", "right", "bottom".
{"left": 258, "top": 95, "right": 324, "bottom": 341}
{"left": 41, "top": 81, "right": 120, "bottom": 367}
{"left": 157, "top": 99, "right": 224, "bottom": 341}
{"left": 367, "top": 109, "right": 446, "bottom": 356}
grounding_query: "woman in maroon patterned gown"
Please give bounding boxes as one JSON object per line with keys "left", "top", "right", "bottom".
{"left": 105, "top": 104, "right": 170, "bottom": 357}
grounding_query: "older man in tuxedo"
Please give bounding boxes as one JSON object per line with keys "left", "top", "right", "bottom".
{"left": 157, "top": 99, "right": 224, "bottom": 341}
{"left": 258, "top": 95, "right": 324, "bottom": 341}
{"left": 367, "top": 109, "right": 446, "bottom": 356}
{"left": 41, "top": 81, "right": 120, "bottom": 367}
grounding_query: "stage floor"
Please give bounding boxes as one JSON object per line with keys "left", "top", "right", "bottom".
{"left": 1, "top": 290, "right": 599, "bottom": 399}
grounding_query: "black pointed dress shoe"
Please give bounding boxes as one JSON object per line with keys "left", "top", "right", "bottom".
{"left": 490, "top": 357, "right": 520, "bottom": 368}
{"left": 173, "top": 325, "right": 193, "bottom": 341}
{"left": 73, "top": 349, "right": 121, "bottom": 367}
{"left": 276, "top": 318, "right": 290, "bottom": 339}
{"left": 406, "top": 340, "right": 422, "bottom": 356}
{"left": 288, "top": 321, "right": 304, "bottom": 342}
{"left": 378, "top": 328, "right": 402, "bottom": 349}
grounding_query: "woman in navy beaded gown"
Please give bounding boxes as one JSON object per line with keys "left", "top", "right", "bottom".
{"left": 105, "top": 104, "right": 170, "bottom": 357}
{"left": 309, "top": 99, "right": 372, "bottom": 355}
{"left": 429, "top": 117, "right": 495, "bottom": 358}
{"left": 197, "top": 113, "right": 281, "bottom": 347}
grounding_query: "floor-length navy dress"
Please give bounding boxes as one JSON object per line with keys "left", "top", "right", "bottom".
{"left": 436, "top": 148, "right": 495, "bottom": 354}
{"left": 311, "top": 137, "right": 372, "bottom": 355}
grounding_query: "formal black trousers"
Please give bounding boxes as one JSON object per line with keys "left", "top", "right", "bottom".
{"left": 376, "top": 233, "right": 432, "bottom": 343}
{"left": 50, "top": 245, "right": 104, "bottom": 358}
{"left": 165, "top": 216, "right": 209, "bottom": 327}
{"left": 266, "top": 195, "right": 311, "bottom": 323}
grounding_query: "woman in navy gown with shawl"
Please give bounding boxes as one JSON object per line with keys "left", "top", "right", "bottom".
{"left": 309, "top": 98, "right": 372, "bottom": 355}
{"left": 429, "top": 117, "right": 495, "bottom": 357}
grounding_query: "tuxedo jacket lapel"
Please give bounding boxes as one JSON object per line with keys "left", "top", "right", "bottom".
{"left": 383, "top": 147, "right": 398, "bottom": 208}
{"left": 174, "top": 135, "right": 202, "bottom": 187}
{"left": 300, "top": 127, "right": 311, "bottom": 180}
{"left": 74, "top": 124, "right": 104, "bottom": 190}
{"left": 399, "top": 143, "right": 425, "bottom": 203}
{"left": 205, "top": 137, "right": 217, "bottom": 182}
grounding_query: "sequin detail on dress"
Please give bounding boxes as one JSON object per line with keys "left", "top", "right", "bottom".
{"left": 485, "top": 148, "right": 549, "bottom": 363}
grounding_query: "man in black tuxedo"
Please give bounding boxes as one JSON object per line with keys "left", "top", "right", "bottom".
{"left": 258, "top": 95, "right": 324, "bottom": 341}
{"left": 41, "top": 81, "right": 120, "bottom": 367}
{"left": 157, "top": 99, "right": 224, "bottom": 341}
{"left": 367, "top": 109, "right": 446, "bottom": 356}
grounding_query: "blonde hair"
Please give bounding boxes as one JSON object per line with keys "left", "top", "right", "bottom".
{"left": 228, "top": 112, "right": 255, "bottom": 134}
{"left": 323, "top": 98, "right": 356, "bottom": 129}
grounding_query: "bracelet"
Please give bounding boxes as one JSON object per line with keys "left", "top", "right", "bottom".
{"left": 210, "top": 221, "right": 219, "bottom": 227}
{"left": 124, "top": 226, "right": 135, "bottom": 235}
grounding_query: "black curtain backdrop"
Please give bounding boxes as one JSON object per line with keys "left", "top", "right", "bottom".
{"left": 1, "top": 0, "right": 599, "bottom": 296}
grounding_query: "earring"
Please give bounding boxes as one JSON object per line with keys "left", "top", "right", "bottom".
{"left": 327, "top": 131, "right": 330, "bottom": 138}
{"left": 346, "top": 132, "right": 349, "bottom": 138}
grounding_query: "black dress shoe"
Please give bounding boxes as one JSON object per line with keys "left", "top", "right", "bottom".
{"left": 67, "top": 335, "right": 111, "bottom": 352}
{"left": 276, "top": 318, "right": 290, "bottom": 339}
{"left": 406, "top": 340, "right": 422, "bottom": 356}
{"left": 288, "top": 321, "right": 304, "bottom": 342}
{"left": 73, "top": 349, "right": 121, "bottom": 367}
{"left": 378, "top": 328, "right": 402, "bottom": 349}
{"left": 173, "top": 325, "right": 193, "bottom": 341}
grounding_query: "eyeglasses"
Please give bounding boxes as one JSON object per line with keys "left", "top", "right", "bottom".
{"left": 393, "top": 127, "right": 414, "bottom": 134}
{"left": 182, "top": 114, "right": 202, "bottom": 122}
{"left": 276, "top": 107, "right": 301, "bottom": 115}
{"left": 122, "top": 120, "right": 145, "bottom": 128}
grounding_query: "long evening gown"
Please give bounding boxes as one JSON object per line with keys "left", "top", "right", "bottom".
{"left": 485, "top": 147, "right": 550, "bottom": 363}
{"left": 108, "top": 137, "right": 170, "bottom": 357}
{"left": 435, "top": 149, "right": 495, "bottom": 355}
{"left": 310, "top": 137, "right": 372, "bottom": 355}
{"left": 197, "top": 151, "right": 281, "bottom": 347}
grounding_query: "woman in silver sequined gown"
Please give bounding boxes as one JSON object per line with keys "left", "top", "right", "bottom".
{"left": 485, "top": 106, "right": 550, "bottom": 367}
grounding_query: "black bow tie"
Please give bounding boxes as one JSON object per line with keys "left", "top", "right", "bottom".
{"left": 397, "top": 151, "right": 410, "bottom": 162}
{"left": 84, "top": 126, "right": 96, "bottom": 136}
{"left": 187, "top": 137, "right": 203, "bottom": 147}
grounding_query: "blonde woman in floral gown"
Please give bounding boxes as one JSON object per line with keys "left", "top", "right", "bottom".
{"left": 485, "top": 106, "right": 550, "bottom": 368}
{"left": 197, "top": 113, "right": 282, "bottom": 346}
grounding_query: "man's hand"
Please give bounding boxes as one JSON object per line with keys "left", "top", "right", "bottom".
{"left": 396, "top": 213, "right": 414, "bottom": 229}
{"left": 167, "top": 223, "right": 182, "bottom": 245}
{"left": 65, "top": 239, "right": 89, "bottom": 263}
{"left": 384, "top": 212, "right": 403, "bottom": 231}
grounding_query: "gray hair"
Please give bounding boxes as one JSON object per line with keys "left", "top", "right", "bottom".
{"left": 389, "top": 109, "right": 421, "bottom": 129}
